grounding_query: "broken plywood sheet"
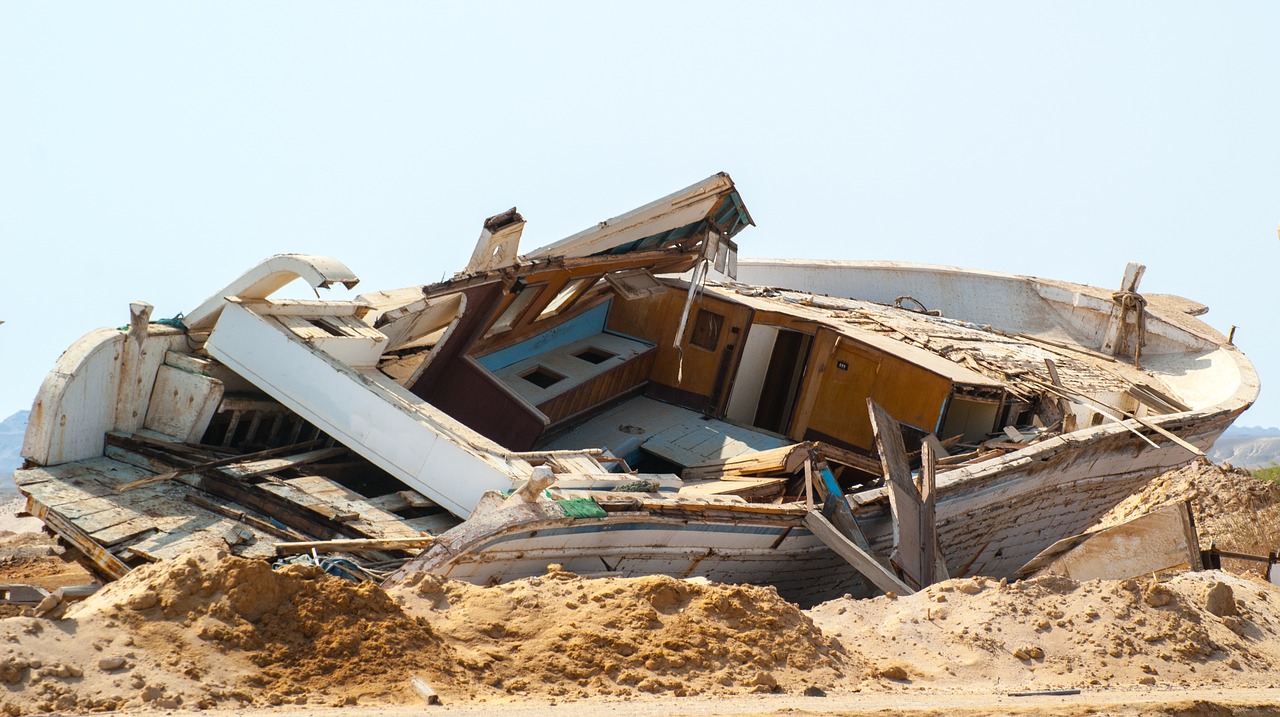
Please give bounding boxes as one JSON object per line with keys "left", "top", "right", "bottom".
{"left": 142, "top": 363, "right": 224, "bottom": 443}
{"left": 365, "top": 490, "right": 437, "bottom": 512}
{"left": 680, "top": 477, "right": 789, "bottom": 498}
{"left": 1016, "top": 502, "right": 1201, "bottom": 581}
{"left": 402, "top": 513, "right": 463, "bottom": 535}
{"left": 642, "top": 417, "right": 790, "bottom": 468}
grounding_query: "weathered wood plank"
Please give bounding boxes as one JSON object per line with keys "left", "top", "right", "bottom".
{"left": 803, "top": 510, "right": 914, "bottom": 596}
{"left": 275, "top": 535, "right": 436, "bottom": 556}
{"left": 114, "top": 439, "right": 325, "bottom": 491}
{"left": 868, "top": 399, "right": 927, "bottom": 590}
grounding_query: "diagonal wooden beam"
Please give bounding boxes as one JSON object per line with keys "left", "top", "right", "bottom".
{"left": 804, "top": 510, "right": 914, "bottom": 596}
{"left": 115, "top": 439, "right": 325, "bottom": 491}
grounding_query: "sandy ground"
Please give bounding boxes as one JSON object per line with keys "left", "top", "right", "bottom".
{"left": 25, "top": 688, "right": 1280, "bottom": 717}
{"left": 0, "top": 462, "right": 1277, "bottom": 715}
{"left": 0, "top": 497, "right": 42, "bottom": 535}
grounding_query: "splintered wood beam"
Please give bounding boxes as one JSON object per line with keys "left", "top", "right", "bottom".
{"left": 681, "top": 444, "right": 804, "bottom": 481}
{"left": 809, "top": 442, "right": 884, "bottom": 477}
{"left": 804, "top": 510, "right": 914, "bottom": 596}
{"left": 919, "top": 441, "right": 948, "bottom": 583}
{"left": 868, "top": 399, "right": 925, "bottom": 589}
{"left": 1043, "top": 359, "right": 1074, "bottom": 420}
{"left": 274, "top": 536, "right": 437, "bottom": 556}
{"left": 867, "top": 399, "right": 949, "bottom": 590}
{"left": 184, "top": 495, "right": 309, "bottom": 542}
{"left": 114, "top": 439, "right": 326, "bottom": 491}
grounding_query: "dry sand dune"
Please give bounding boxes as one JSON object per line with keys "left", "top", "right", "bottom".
{"left": 0, "top": 461, "right": 1277, "bottom": 715}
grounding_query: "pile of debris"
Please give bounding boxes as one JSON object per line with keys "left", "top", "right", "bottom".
{"left": 1, "top": 462, "right": 1279, "bottom": 714}
{"left": 0, "top": 529, "right": 94, "bottom": 619}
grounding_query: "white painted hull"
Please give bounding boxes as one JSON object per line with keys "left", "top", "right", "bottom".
{"left": 400, "top": 409, "right": 1238, "bottom": 605}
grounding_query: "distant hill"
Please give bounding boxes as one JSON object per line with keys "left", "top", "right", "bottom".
{"left": 1208, "top": 425, "right": 1280, "bottom": 469}
{"left": 1, "top": 410, "right": 28, "bottom": 497}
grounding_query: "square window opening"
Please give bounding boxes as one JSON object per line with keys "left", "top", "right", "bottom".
{"left": 689, "top": 309, "right": 724, "bottom": 351}
{"left": 520, "top": 366, "right": 565, "bottom": 389}
{"left": 573, "top": 347, "right": 617, "bottom": 365}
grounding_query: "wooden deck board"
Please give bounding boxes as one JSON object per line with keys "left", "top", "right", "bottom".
{"left": 643, "top": 417, "right": 790, "bottom": 468}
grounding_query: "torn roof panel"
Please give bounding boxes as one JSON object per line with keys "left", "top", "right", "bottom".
{"left": 524, "top": 173, "right": 753, "bottom": 260}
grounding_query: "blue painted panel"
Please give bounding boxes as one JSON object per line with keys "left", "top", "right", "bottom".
{"left": 477, "top": 301, "right": 611, "bottom": 371}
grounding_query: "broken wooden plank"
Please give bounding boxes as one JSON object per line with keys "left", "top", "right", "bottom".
{"left": 808, "top": 442, "right": 884, "bottom": 477}
{"left": 115, "top": 439, "right": 325, "bottom": 491}
{"left": 918, "top": 440, "right": 947, "bottom": 584}
{"left": 868, "top": 399, "right": 928, "bottom": 590}
{"left": 803, "top": 510, "right": 914, "bottom": 596}
{"left": 922, "top": 434, "right": 951, "bottom": 459}
{"left": 183, "top": 494, "right": 307, "bottom": 542}
{"left": 681, "top": 444, "right": 803, "bottom": 481}
{"left": 1124, "top": 381, "right": 1190, "bottom": 414}
{"left": 278, "top": 475, "right": 429, "bottom": 538}
{"left": 274, "top": 535, "right": 437, "bottom": 556}
{"left": 24, "top": 497, "right": 131, "bottom": 580}
{"left": 1031, "top": 377, "right": 1200, "bottom": 455}
{"left": 680, "top": 477, "right": 789, "bottom": 498}
{"left": 222, "top": 446, "right": 349, "bottom": 481}
{"left": 936, "top": 449, "right": 982, "bottom": 466}
{"left": 1003, "top": 426, "right": 1027, "bottom": 443}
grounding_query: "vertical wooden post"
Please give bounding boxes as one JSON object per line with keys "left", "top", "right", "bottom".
{"left": 1101, "top": 262, "right": 1145, "bottom": 356}
{"left": 113, "top": 301, "right": 153, "bottom": 432}
{"left": 869, "top": 398, "right": 948, "bottom": 590}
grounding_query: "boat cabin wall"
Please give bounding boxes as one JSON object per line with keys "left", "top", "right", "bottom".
{"left": 793, "top": 333, "right": 952, "bottom": 453}
{"left": 406, "top": 282, "right": 553, "bottom": 449}
{"left": 607, "top": 289, "right": 753, "bottom": 416}
{"left": 407, "top": 265, "right": 651, "bottom": 450}
{"left": 610, "top": 288, "right": 965, "bottom": 455}
{"left": 399, "top": 264, "right": 991, "bottom": 456}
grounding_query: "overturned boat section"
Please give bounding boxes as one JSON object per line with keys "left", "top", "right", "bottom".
{"left": 16, "top": 173, "right": 1259, "bottom": 604}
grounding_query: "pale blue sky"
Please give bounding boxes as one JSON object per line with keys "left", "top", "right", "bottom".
{"left": 2, "top": 2, "right": 1277, "bottom": 425}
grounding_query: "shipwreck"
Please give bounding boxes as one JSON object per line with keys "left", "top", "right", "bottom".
{"left": 14, "top": 173, "right": 1259, "bottom": 604}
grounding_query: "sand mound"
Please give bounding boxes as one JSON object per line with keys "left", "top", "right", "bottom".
{"left": 0, "top": 549, "right": 461, "bottom": 714}
{"left": 1, "top": 554, "right": 849, "bottom": 713}
{"left": 1099, "top": 461, "right": 1280, "bottom": 533}
{"left": 807, "top": 570, "right": 1280, "bottom": 692}
{"left": 389, "top": 564, "right": 850, "bottom": 699}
